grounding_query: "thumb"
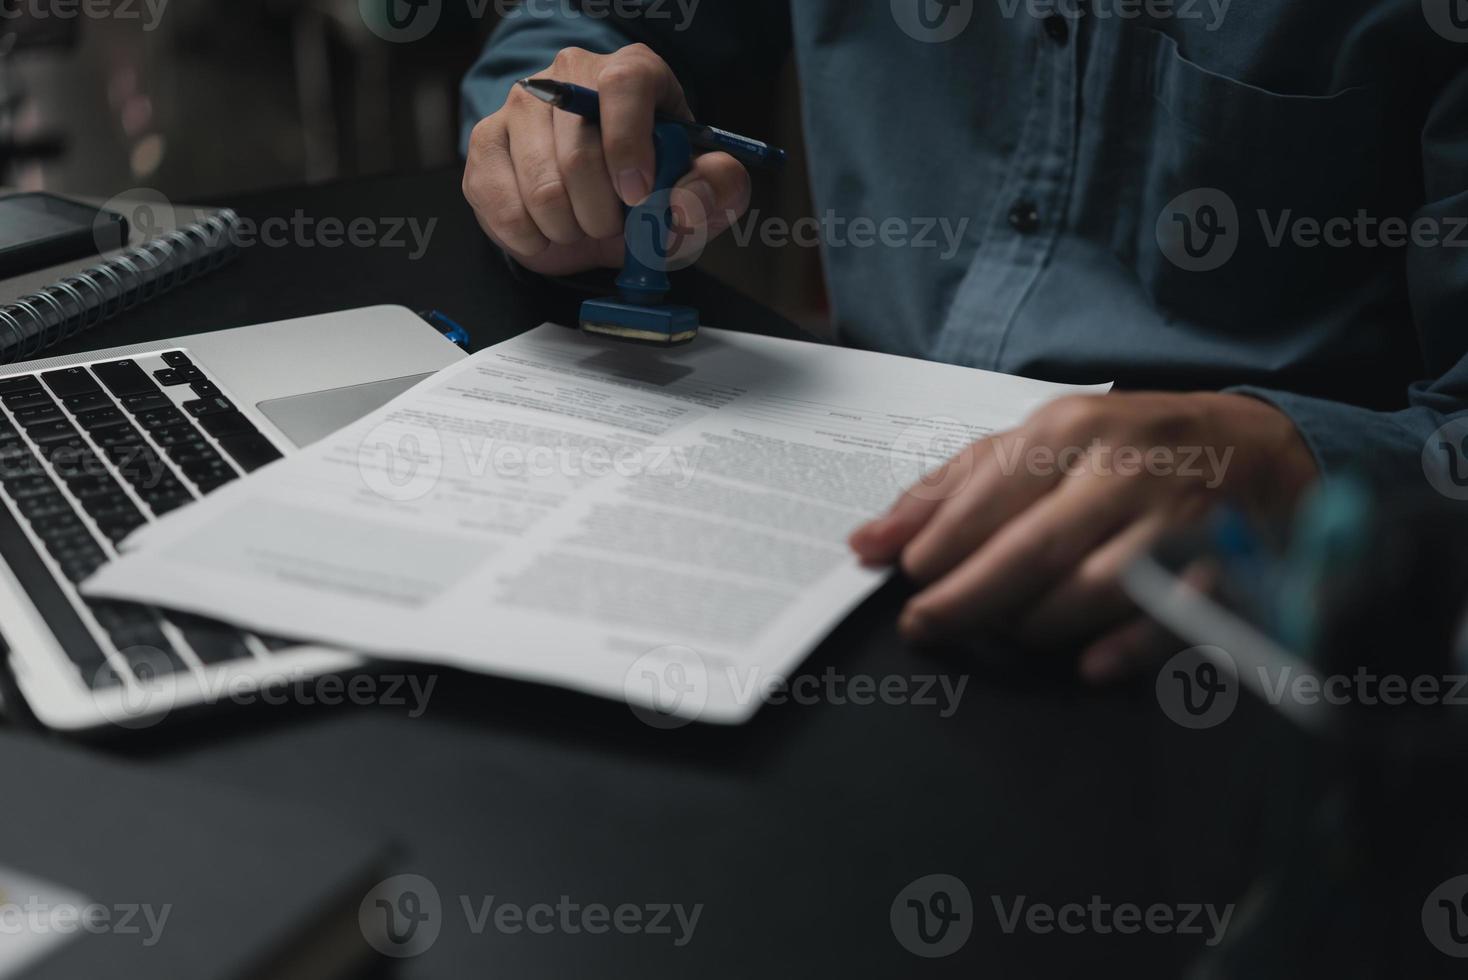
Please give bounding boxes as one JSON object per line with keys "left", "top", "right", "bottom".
{"left": 673, "top": 152, "right": 752, "bottom": 239}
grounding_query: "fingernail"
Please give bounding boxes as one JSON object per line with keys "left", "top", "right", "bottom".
{"left": 617, "top": 169, "right": 650, "bottom": 206}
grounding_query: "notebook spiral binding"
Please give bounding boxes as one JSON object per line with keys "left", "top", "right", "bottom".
{"left": 0, "top": 208, "right": 242, "bottom": 365}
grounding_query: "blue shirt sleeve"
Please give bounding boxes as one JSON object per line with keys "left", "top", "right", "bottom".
{"left": 459, "top": 9, "right": 626, "bottom": 157}
{"left": 460, "top": 1, "right": 793, "bottom": 157}
{"left": 1228, "top": 64, "right": 1468, "bottom": 485}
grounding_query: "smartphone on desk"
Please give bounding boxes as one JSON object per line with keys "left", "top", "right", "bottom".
{"left": 0, "top": 192, "right": 129, "bottom": 279}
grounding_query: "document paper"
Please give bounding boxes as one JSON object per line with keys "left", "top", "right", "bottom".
{"left": 84, "top": 325, "right": 1109, "bottom": 723}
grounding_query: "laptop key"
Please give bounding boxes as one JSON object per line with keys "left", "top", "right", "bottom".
{"left": 167, "top": 442, "right": 219, "bottom": 465}
{"left": 16, "top": 496, "right": 73, "bottom": 522}
{"left": 0, "top": 454, "right": 46, "bottom": 483}
{"left": 63, "top": 391, "right": 113, "bottom": 413}
{"left": 74, "top": 407, "right": 128, "bottom": 431}
{"left": 50, "top": 447, "right": 103, "bottom": 481}
{"left": 161, "top": 351, "right": 193, "bottom": 367}
{"left": 139, "top": 480, "right": 194, "bottom": 515}
{"left": 153, "top": 367, "right": 201, "bottom": 386}
{"left": 183, "top": 396, "right": 234, "bottom": 417}
{"left": 28, "top": 420, "right": 81, "bottom": 445}
{"left": 3, "top": 476, "right": 62, "bottom": 502}
{"left": 0, "top": 375, "right": 43, "bottom": 396}
{"left": 2, "top": 389, "right": 56, "bottom": 411}
{"left": 60, "top": 469, "right": 117, "bottom": 494}
{"left": 149, "top": 425, "right": 201, "bottom": 448}
{"left": 120, "top": 391, "right": 172, "bottom": 414}
{"left": 136, "top": 409, "right": 188, "bottom": 432}
{"left": 41, "top": 368, "right": 104, "bottom": 399}
{"left": 13, "top": 403, "right": 65, "bottom": 427}
{"left": 93, "top": 423, "right": 145, "bottom": 450}
{"left": 48, "top": 539, "right": 106, "bottom": 570}
{"left": 116, "top": 449, "right": 172, "bottom": 490}
{"left": 199, "top": 411, "right": 254, "bottom": 439}
{"left": 218, "top": 433, "right": 283, "bottom": 472}
{"left": 181, "top": 456, "right": 237, "bottom": 485}
{"left": 92, "top": 360, "right": 156, "bottom": 397}
{"left": 190, "top": 380, "right": 221, "bottom": 398}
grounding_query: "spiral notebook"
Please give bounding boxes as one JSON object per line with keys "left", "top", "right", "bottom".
{"left": 0, "top": 199, "right": 242, "bottom": 364}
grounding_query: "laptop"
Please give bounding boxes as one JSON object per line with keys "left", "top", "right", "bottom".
{"left": 0, "top": 729, "right": 389, "bottom": 979}
{"left": 0, "top": 305, "right": 466, "bottom": 731}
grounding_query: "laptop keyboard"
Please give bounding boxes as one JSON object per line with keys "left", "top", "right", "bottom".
{"left": 0, "top": 350, "right": 285, "bottom": 691}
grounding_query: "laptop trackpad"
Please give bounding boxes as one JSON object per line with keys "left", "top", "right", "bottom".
{"left": 256, "top": 374, "right": 433, "bottom": 448}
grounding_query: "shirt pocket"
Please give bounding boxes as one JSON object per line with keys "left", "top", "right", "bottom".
{"left": 1127, "top": 29, "right": 1394, "bottom": 335}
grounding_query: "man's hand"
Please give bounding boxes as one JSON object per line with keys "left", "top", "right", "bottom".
{"left": 849, "top": 392, "right": 1318, "bottom": 680}
{"left": 462, "top": 45, "right": 752, "bottom": 277}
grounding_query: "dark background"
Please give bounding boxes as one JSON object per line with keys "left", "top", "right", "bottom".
{"left": 1, "top": 0, "right": 826, "bottom": 328}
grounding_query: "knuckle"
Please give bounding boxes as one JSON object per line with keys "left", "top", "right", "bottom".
{"left": 467, "top": 116, "right": 502, "bottom": 156}
{"left": 550, "top": 46, "right": 590, "bottom": 72}
{"left": 1035, "top": 395, "right": 1102, "bottom": 437}
{"left": 526, "top": 177, "right": 572, "bottom": 214}
{"left": 491, "top": 203, "right": 540, "bottom": 246}
{"left": 599, "top": 54, "right": 657, "bottom": 91}
{"left": 558, "top": 142, "right": 603, "bottom": 179}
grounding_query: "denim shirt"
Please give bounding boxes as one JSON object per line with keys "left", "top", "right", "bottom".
{"left": 461, "top": 1, "right": 1468, "bottom": 485}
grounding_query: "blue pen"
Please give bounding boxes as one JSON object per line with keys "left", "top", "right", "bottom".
{"left": 516, "top": 78, "right": 788, "bottom": 171}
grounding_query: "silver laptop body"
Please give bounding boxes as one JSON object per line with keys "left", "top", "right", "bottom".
{"left": 0, "top": 304, "right": 466, "bottom": 730}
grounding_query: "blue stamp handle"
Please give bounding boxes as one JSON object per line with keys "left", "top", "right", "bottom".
{"left": 615, "top": 121, "right": 695, "bottom": 307}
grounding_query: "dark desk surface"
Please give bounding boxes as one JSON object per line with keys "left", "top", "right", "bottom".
{"left": 37, "top": 168, "right": 1297, "bottom": 978}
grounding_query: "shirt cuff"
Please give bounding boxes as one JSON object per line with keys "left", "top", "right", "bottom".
{"left": 1225, "top": 385, "right": 1436, "bottom": 484}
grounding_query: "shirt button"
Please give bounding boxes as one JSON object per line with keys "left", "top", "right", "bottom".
{"left": 1008, "top": 201, "right": 1041, "bottom": 234}
{"left": 1043, "top": 15, "right": 1070, "bottom": 45}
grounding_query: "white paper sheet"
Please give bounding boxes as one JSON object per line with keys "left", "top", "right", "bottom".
{"left": 83, "top": 324, "right": 1109, "bottom": 723}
